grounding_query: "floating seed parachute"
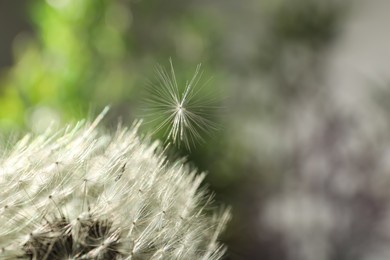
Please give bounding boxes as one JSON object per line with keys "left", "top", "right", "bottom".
{"left": 143, "top": 59, "right": 220, "bottom": 151}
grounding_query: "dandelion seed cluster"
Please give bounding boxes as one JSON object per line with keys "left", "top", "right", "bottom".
{"left": 0, "top": 115, "right": 229, "bottom": 259}
{"left": 144, "top": 59, "right": 219, "bottom": 150}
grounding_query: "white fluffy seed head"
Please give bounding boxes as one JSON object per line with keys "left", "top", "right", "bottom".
{"left": 0, "top": 114, "right": 230, "bottom": 259}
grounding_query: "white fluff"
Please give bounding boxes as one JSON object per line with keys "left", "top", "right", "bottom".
{"left": 0, "top": 112, "right": 229, "bottom": 259}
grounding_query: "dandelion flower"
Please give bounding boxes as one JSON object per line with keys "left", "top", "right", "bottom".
{"left": 0, "top": 111, "right": 230, "bottom": 259}
{"left": 143, "top": 59, "right": 220, "bottom": 150}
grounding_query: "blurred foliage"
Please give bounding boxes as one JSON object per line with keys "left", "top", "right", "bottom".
{"left": 1, "top": 0, "right": 133, "bottom": 130}
{"left": 257, "top": 0, "right": 347, "bottom": 101}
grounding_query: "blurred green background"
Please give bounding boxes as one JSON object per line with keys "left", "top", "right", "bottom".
{"left": 4, "top": 0, "right": 390, "bottom": 259}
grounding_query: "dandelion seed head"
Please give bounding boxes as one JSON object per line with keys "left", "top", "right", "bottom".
{"left": 0, "top": 112, "right": 230, "bottom": 259}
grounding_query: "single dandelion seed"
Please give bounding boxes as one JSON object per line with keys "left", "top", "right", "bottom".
{"left": 143, "top": 59, "right": 220, "bottom": 151}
